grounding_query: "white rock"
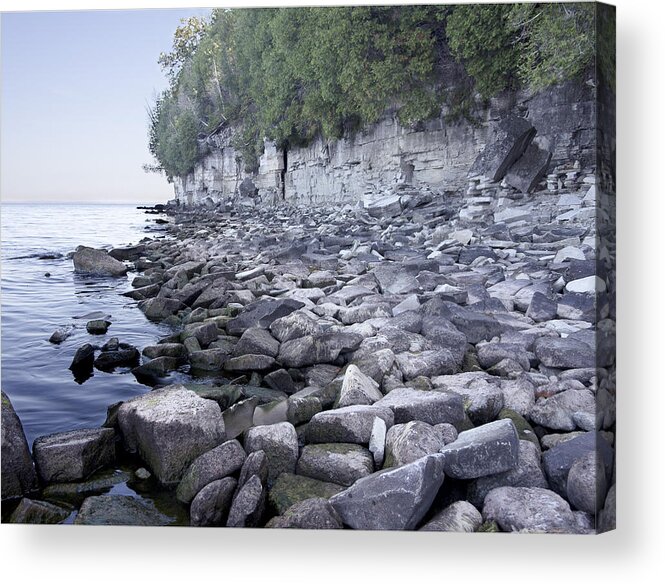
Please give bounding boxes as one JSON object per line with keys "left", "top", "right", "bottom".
{"left": 368, "top": 416, "right": 387, "bottom": 467}
{"left": 554, "top": 246, "right": 585, "bottom": 263}
{"left": 565, "top": 276, "right": 607, "bottom": 294}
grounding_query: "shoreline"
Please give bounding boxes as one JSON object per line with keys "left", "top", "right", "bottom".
{"left": 2, "top": 176, "right": 616, "bottom": 531}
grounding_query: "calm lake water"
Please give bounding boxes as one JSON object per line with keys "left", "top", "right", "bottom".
{"left": 1, "top": 203, "right": 174, "bottom": 447}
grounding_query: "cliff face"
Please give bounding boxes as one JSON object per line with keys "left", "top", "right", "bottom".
{"left": 172, "top": 79, "right": 596, "bottom": 207}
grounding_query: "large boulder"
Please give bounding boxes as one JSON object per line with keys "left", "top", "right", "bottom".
{"left": 117, "top": 385, "right": 226, "bottom": 485}
{"left": 266, "top": 498, "right": 343, "bottom": 529}
{"left": 384, "top": 421, "right": 444, "bottom": 468}
{"left": 296, "top": 443, "right": 374, "bottom": 487}
{"left": 74, "top": 495, "right": 172, "bottom": 526}
{"left": 176, "top": 439, "right": 246, "bottom": 503}
{"left": 305, "top": 405, "right": 395, "bottom": 445}
{"left": 504, "top": 142, "right": 552, "bottom": 193}
{"left": 32, "top": 428, "right": 115, "bottom": 484}
{"left": 337, "top": 364, "right": 383, "bottom": 407}
{"left": 438, "top": 419, "right": 520, "bottom": 480}
{"left": 376, "top": 387, "right": 465, "bottom": 427}
{"left": 330, "top": 454, "right": 446, "bottom": 530}
{"left": 1, "top": 392, "right": 38, "bottom": 499}
{"left": 533, "top": 336, "right": 595, "bottom": 369}
{"left": 244, "top": 422, "right": 299, "bottom": 483}
{"left": 72, "top": 246, "right": 127, "bottom": 276}
{"left": 189, "top": 477, "right": 237, "bottom": 527}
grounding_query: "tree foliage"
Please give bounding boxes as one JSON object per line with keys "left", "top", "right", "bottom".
{"left": 148, "top": 4, "right": 608, "bottom": 179}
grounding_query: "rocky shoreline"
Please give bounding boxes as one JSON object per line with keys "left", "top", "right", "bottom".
{"left": 1, "top": 159, "right": 615, "bottom": 531}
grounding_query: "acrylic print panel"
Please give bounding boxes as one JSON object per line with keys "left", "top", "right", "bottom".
{"left": 1, "top": 2, "right": 615, "bottom": 533}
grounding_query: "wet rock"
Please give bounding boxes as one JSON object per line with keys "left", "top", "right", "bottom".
{"left": 226, "top": 298, "right": 305, "bottom": 335}
{"left": 268, "top": 473, "right": 344, "bottom": 515}
{"left": 117, "top": 385, "right": 226, "bottom": 485}
{"left": 72, "top": 246, "right": 128, "bottom": 276}
{"left": 74, "top": 495, "right": 172, "bottom": 526}
{"left": 226, "top": 475, "right": 265, "bottom": 527}
{"left": 244, "top": 422, "right": 299, "bottom": 483}
{"left": 86, "top": 319, "right": 111, "bottom": 334}
{"left": 132, "top": 356, "right": 179, "bottom": 379}
{"left": 142, "top": 343, "right": 188, "bottom": 361}
{"left": 533, "top": 336, "right": 595, "bottom": 369}
{"left": 49, "top": 326, "right": 74, "bottom": 344}
{"left": 224, "top": 354, "right": 276, "bottom": 372}
{"left": 1, "top": 391, "right": 38, "bottom": 500}
{"left": 384, "top": 421, "right": 444, "bottom": 468}
{"left": 69, "top": 343, "right": 95, "bottom": 375}
{"left": 439, "top": 419, "right": 520, "bottom": 480}
{"left": 176, "top": 439, "right": 246, "bottom": 504}
{"left": 337, "top": 364, "right": 383, "bottom": 407}
{"left": 330, "top": 454, "right": 446, "bottom": 530}
{"left": 376, "top": 387, "right": 465, "bottom": 427}
{"left": 305, "top": 405, "right": 395, "bottom": 445}
{"left": 296, "top": 443, "right": 374, "bottom": 486}
{"left": 188, "top": 349, "right": 229, "bottom": 371}
{"left": 482, "top": 486, "right": 580, "bottom": 533}
{"left": 233, "top": 327, "right": 280, "bottom": 358}
{"left": 33, "top": 427, "right": 115, "bottom": 484}
{"left": 419, "top": 501, "right": 482, "bottom": 532}
{"left": 8, "top": 497, "right": 70, "bottom": 524}
{"left": 109, "top": 244, "right": 145, "bottom": 261}
{"left": 267, "top": 498, "right": 343, "bottom": 529}
{"left": 94, "top": 346, "right": 140, "bottom": 371}
{"left": 190, "top": 477, "right": 237, "bottom": 527}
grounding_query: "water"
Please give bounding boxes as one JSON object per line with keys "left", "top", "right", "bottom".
{"left": 1, "top": 203, "right": 173, "bottom": 447}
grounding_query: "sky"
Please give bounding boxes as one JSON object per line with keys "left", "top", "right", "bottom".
{"left": 1, "top": 7, "right": 211, "bottom": 204}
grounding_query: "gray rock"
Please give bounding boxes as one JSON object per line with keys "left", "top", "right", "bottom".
{"left": 69, "top": 343, "right": 95, "bottom": 372}
{"left": 287, "top": 396, "right": 322, "bottom": 426}
{"left": 74, "top": 495, "right": 171, "bottom": 526}
{"left": 369, "top": 416, "right": 387, "bottom": 467}
{"left": 566, "top": 450, "right": 607, "bottom": 515}
{"left": 330, "top": 454, "right": 446, "bottom": 530}
{"left": 439, "top": 419, "right": 520, "bottom": 480}
{"left": 395, "top": 349, "right": 458, "bottom": 380}
{"left": 296, "top": 443, "right": 374, "bottom": 486}
{"left": 94, "top": 346, "right": 140, "bottom": 371}
{"left": 237, "top": 450, "right": 269, "bottom": 490}
{"left": 365, "top": 194, "right": 402, "bottom": 218}
{"left": 435, "top": 374, "right": 504, "bottom": 425}
{"left": 504, "top": 142, "right": 552, "bottom": 193}
{"left": 533, "top": 336, "right": 595, "bottom": 369}
{"left": 233, "top": 327, "right": 280, "bottom": 358}
{"left": 468, "top": 440, "right": 548, "bottom": 508}
{"left": 278, "top": 332, "right": 362, "bottom": 368}
{"left": 340, "top": 304, "right": 393, "bottom": 325}
{"left": 189, "top": 349, "right": 229, "bottom": 371}
{"left": 252, "top": 399, "right": 289, "bottom": 426}
{"left": 351, "top": 348, "right": 396, "bottom": 383}
{"left": 132, "top": 356, "right": 179, "bottom": 379}
{"left": 1, "top": 391, "right": 38, "bottom": 499}
{"left": 227, "top": 298, "right": 305, "bottom": 335}
{"left": 500, "top": 377, "right": 536, "bottom": 417}
{"left": 8, "top": 497, "right": 70, "bottom": 524}
{"left": 117, "top": 386, "right": 226, "bottom": 485}
{"left": 376, "top": 387, "right": 465, "bottom": 427}
{"left": 420, "top": 317, "right": 467, "bottom": 365}
{"left": 190, "top": 477, "right": 237, "bottom": 527}
{"left": 72, "top": 246, "right": 128, "bottom": 276}
{"left": 244, "top": 422, "right": 299, "bottom": 483}
{"left": 597, "top": 483, "right": 616, "bottom": 533}
{"left": 33, "top": 428, "right": 115, "bottom": 484}
{"left": 268, "top": 473, "right": 344, "bottom": 515}
{"left": 337, "top": 364, "right": 383, "bottom": 407}
{"left": 223, "top": 398, "right": 259, "bottom": 440}
{"left": 305, "top": 405, "right": 395, "bottom": 445}
{"left": 49, "top": 326, "right": 74, "bottom": 344}
{"left": 226, "top": 474, "right": 265, "bottom": 527}
{"left": 224, "top": 354, "right": 276, "bottom": 372}
{"left": 482, "top": 486, "right": 581, "bottom": 533}
{"left": 433, "top": 423, "right": 458, "bottom": 445}
{"left": 526, "top": 291, "right": 557, "bottom": 322}
{"left": 138, "top": 297, "right": 185, "bottom": 321}
{"left": 530, "top": 389, "right": 596, "bottom": 431}
{"left": 269, "top": 311, "right": 322, "bottom": 342}
{"left": 86, "top": 319, "right": 111, "bottom": 334}
{"left": 419, "top": 501, "right": 482, "bottom": 532}
{"left": 183, "top": 322, "right": 219, "bottom": 347}
{"left": 266, "top": 498, "right": 343, "bottom": 529}
{"left": 176, "top": 439, "right": 246, "bottom": 503}
{"left": 109, "top": 244, "right": 145, "bottom": 261}
{"left": 264, "top": 369, "right": 296, "bottom": 394}
{"left": 384, "top": 421, "right": 444, "bottom": 468}
{"left": 142, "top": 343, "right": 188, "bottom": 361}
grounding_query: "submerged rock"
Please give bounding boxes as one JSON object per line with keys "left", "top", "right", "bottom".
{"left": 72, "top": 246, "right": 128, "bottom": 277}
{"left": 74, "top": 495, "right": 172, "bottom": 526}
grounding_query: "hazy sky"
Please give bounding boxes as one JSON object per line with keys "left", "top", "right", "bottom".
{"left": 1, "top": 8, "right": 211, "bottom": 204}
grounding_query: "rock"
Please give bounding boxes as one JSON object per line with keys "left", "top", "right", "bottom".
{"left": 226, "top": 298, "right": 305, "bottom": 335}
{"left": 32, "top": 428, "right": 115, "bottom": 484}
{"left": 244, "top": 422, "right": 299, "bottom": 483}
{"left": 542, "top": 431, "right": 613, "bottom": 499}
{"left": 287, "top": 396, "right": 322, "bottom": 426}
{"left": 533, "top": 336, "right": 595, "bottom": 369}
{"left": 1, "top": 391, "right": 38, "bottom": 499}
{"left": 497, "top": 409, "right": 540, "bottom": 450}
{"left": 109, "top": 244, "right": 145, "bottom": 261}
{"left": 296, "top": 443, "right": 374, "bottom": 487}
{"left": 224, "top": 354, "right": 276, "bottom": 372}
{"left": 189, "top": 349, "right": 229, "bottom": 371}
{"left": 117, "top": 385, "right": 226, "bottom": 485}
{"left": 94, "top": 346, "right": 140, "bottom": 371}
{"left": 438, "top": 419, "right": 520, "bottom": 480}
{"left": 566, "top": 450, "right": 607, "bottom": 515}
{"left": 49, "top": 326, "right": 74, "bottom": 344}
{"left": 500, "top": 377, "right": 536, "bottom": 417}
{"left": 494, "top": 208, "right": 531, "bottom": 224}
{"left": 305, "top": 405, "right": 395, "bottom": 445}
{"left": 75, "top": 495, "right": 172, "bottom": 526}
{"left": 233, "top": 327, "right": 280, "bottom": 358}
{"left": 526, "top": 292, "right": 557, "bottom": 322}
{"left": 369, "top": 416, "right": 387, "bottom": 467}
{"left": 223, "top": 398, "right": 259, "bottom": 439}
{"left": 467, "top": 440, "right": 548, "bottom": 508}
{"left": 598, "top": 483, "right": 616, "bottom": 533}
{"left": 138, "top": 297, "right": 186, "bottom": 321}
{"left": 237, "top": 450, "right": 269, "bottom": 489}
{"left": 132, "top": 356, "right": 179, "bottom": 379}
{"left": 72, "top": 246, "right": 128, "bottom": 276}
{"left": 8, "top": 497, "right": 70, "bottom": 524}
{"left": 482, "top": 486, "right": 580, "bottom": 533}
{"left": 435, "top": 373, "right": 504, "bottom": 425}
{"left": 86, "top": 319, "right": 111, "bottom": 334}
{"left": 264, "top": 369, "right": 296, "bottom": 394}
{"left": 469, "top": 116, "right": 536, "bottom": 182}
{"left": 554, "top": 246, "right": 586, "bottom": 263}
{"left": 135, "top": 468, "right": 151, "bottom": 480}
{"left": 252, "top": 399, "right": 289, "bottom": 426}
{"left": 419, "top": 501, "right": 482, "bottom": 532}
{"left": 376, "top": 387, "right": 465, "bottom": 427}
{"left": 504, "top": 143, "right": 552, "bottom": 193}
{"left": 330, "top": 454, "right": 446, "bottom": 530}
{"left": 226, "top": 475, "right": 265, "bottom": 527}
{"left": 529, "top": 389, "right": 596, "bottom": 431}
{"left": 142, "top": 343, "right": 188, "bottom": 361}
{"left": 266, "top": 498, "right": 343, "bottom": 529}
{"left": 269, "top": 311, "right": 321, "bottom": 342}
{"left": 337, "top": 364, "right": 383, "bottom": 407}
{"left": 364, "top": 194, "right": 402, "bottom": 218}
{"left": 176, "top": 439, "right": 247, "bottom": 503}
{"left": 40, "top": 469, "right": 131, "bottom": 503}
{"left": 384, "top": 421, "right": 444, "bottom": 468}
{"left": 395, "top": 350, "right": 458, "bottom": 380}
{"left": 392, "top": 295, "right": 420, "bottom": 316}
{"left": 268, "top": 473, "right": 344, "bottom": 515}
{"left": 190, "top": 477, "right": 237, "bottom": 527}
{"left": 183, "top": 322, "right": 219, "bottom": 347}
{"left": 69, "top": 343, "right": 95, "bottom": 374}
{"left": 565, "top": 275, "right": 607, "bottom": 294}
